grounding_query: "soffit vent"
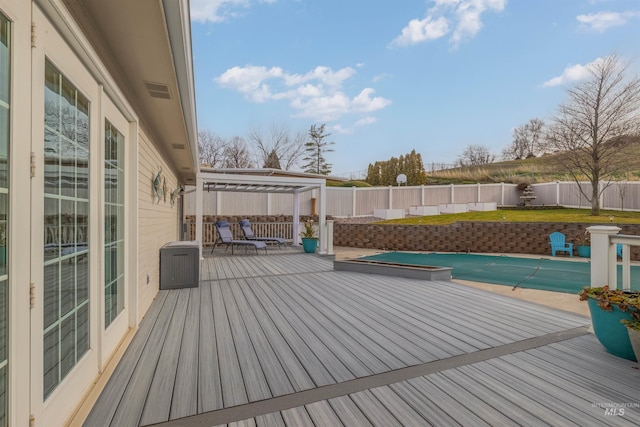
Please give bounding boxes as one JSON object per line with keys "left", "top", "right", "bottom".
{"left": 144, "top": 81, "right": 172, "bottom": 99}
{"left": 172, "top": 144, "right": 185, "bottom": 150}
{"left": 181, "top": 166, "right": 191, "bottom": 171}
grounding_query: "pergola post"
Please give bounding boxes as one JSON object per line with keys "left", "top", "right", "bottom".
{"left": 318, "top": 181, "right": 327, "bottom": 254}
{"left": 293, "top": 192, "right": 300, "bottom": 245}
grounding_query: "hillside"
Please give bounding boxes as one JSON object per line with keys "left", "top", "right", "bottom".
{"left": 426, "top": 136, "right": 640, "bottom": 185}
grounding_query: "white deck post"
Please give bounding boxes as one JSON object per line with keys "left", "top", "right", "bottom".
{"left": 195, "top": 174, "right": 204, "bottom": 258}
{"left": 326, "top": 220, "right": 334, "bottom": 255}
{"left": 293, "top": 192, "right": 300, "bottom": 245}
{"left": 588, "top": 226, "right": 621, "bottom": 288}
{"left": 318, "top": 181, "right": 327, "bottom": 254}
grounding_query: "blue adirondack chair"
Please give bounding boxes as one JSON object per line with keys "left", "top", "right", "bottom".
{"left": 549, "top": 232, "right": 573, "bottom": 257}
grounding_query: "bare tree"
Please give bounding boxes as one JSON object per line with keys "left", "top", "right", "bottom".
{"left": 198, "top": 130, "right": 227, "bottom": 167}
{"left": 222, "top": 136, "right": 253, "bottom": 168}
{"left": 457, "top": 144, "right": 496, "bottom": 166}
{"left": 503, "top": 118, "right": 545, "bottom": 160}
{"left": 248, "top": 123, "right": 306, "bottom": 170}
{"left": 546, "top": 54, "right": 640, "bottom": 215}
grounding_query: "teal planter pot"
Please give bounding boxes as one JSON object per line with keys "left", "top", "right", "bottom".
{"left": 587, "top": 298, "right": 637, "bottom": 361}
{"left": 301, "top": 238, "right": 318, "bottom": 253}
{"left": 577, "top": 245, "right": 591, "bottom": 258}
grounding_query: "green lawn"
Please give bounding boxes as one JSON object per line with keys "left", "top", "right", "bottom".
{"left": 377, "top": 208, "right": 640, "bottom": 225}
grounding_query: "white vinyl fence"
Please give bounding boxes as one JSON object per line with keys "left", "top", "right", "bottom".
{"left": 183, "top": 181, "right": 640, "bottom": 218}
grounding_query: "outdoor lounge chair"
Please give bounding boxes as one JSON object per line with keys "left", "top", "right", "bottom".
{"left": 213, "top": 221, "right": 267, "bottom": 255}
{"left": 549, "top": 231, "right": 573, "bottom": 257}
{"left": 239, "top": 219, "right": 286, "bottom": 249}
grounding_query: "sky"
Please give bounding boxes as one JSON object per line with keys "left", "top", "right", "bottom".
{"left": 190, "top": 0, "right": 640, "bottom": 177}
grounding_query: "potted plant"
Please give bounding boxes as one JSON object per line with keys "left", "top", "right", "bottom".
{"left": 621, "top": 310, "right": 640, "bottom": 364}
{"left": 575, "top": 230, "right": 590, "bottom": 257}
{"left": 300, "top": 220, "right": 318, "bottom": 253}
{"left": 579, "top": 286, "right": 639, "bottom": 361}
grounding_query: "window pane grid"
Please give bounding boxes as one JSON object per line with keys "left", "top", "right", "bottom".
{"left": 43, "top": 61, "right": 90, "bottom": 399}
{"left": 104, "top": 121, "right": 124, "bottom": 328}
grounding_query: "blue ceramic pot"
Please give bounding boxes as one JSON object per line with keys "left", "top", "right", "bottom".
{"left": 577, "top": 245, "right": 591, "bottom": 258}
{"left": 587, "top": 298, "right": 637, "bottom": 361}
{"left": 301, "top": 238, "right": 318, "bottom": 253}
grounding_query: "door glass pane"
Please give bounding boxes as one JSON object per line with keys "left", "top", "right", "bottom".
{"left": 43, "top": 60, "right": 90, "bottom": 399}
{"left": 0, "top": 13, "right": 9, "bottom": 425}
{"left": 104, "top": 121, "right": 124, "bottom": 328}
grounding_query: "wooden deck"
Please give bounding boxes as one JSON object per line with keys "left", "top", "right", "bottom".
{"left": 85, "top": 252, "right": 640, "bottom": 426}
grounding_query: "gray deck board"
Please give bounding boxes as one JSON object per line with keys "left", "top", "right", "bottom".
{"left": 286, "top": 275, "right": 429, "bottom": 367}
{"left": 83, "top": 291, "right": 168, "bottom": 426}
{"left": 317, "top": 273, "right": 480, "bottom": 355}
{"left": 305, "top": 400, "right": 345, "bottom": 426}
{"left": 349, "top": 390, "right": 405, "bottom": 426}
{"left": 301, "top": 274, "right": 458, "bottom": 361}
{"left": 255, "top": 412, "right": 286, "bottom": 427}
{"left": 228, "top": 279, "right": 296, "bottom": 396}
{"left": 328, "top": 272, "right": 507, "bottom": 349}
{"left": 109, "top": 291, "right": 180, "bottom": 426}
{"left": 387, "top": 381, "right": 461, "bottom": 427}
{"left": 462, "top": 363, "right": 580, "bottom": 427}
{"left": 88, "top": 253, "right": 640, "bottom": 427}
{"left": 248, "top": 277, "right": 337, "bottom": 387}
{"left": 327, "top": 396, "right": 373, "bottom": 427}
{"left": 198, "top": 281, "right": 224, "bottom": 412}
{"left": 368, "top": 386, "right": 429, "bottom": 427}
{"left": 139, "top": 290, "right": 189, "bottom": 425}
{"left": 235, "top": 279, "right": 316, "bottom": 391}
{"left": 346, "top": 274, "right": 536, "bottom": 344}
{"left": 211, "top": 280, "right": 249, "bottom": 407}
{"left": 254, "top": 277, "right": 359, "bottom": 383}
{"left": 220, "top": 280, "right": 273, "bottom": 402}
{"left": 171, "top": 287, "right": 201, "bottom": 420}
{"left": 280, "top": 406, "right": 315, "bottom": 426}
{"left": 267, "top": 276, "right": 390, "bottom": 375}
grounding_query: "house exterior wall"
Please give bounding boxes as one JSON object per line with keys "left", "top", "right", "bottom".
{"left": 137, "top": 130, "right": 180, "bottom": 321}
{"left": 0, "top": 1, "right": 187, "bottom": 425}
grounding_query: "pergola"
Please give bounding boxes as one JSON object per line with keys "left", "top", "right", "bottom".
{"left": 194, "top": 171, "right": 327, "bottom": 255}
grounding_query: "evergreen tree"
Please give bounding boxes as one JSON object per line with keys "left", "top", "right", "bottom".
{"left": 365, "top": 149, "right": 427, "bottom": 186}
{"left": 302, "top": 124, "right": 335, "bottom": 175}
{"left": 263, "top": 149, "right": 282, "bottom": 169}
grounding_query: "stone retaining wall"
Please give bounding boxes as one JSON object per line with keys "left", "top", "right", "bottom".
{"left": 333, "top": 222, "right": 640, "bottom": 259}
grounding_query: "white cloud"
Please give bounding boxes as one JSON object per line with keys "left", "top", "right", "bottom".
{"left": 390, "top": 0, "right": 507, "bottom": 48}
{"left": 330, "top": 117, "right": 378, "bottom": 135}
{"left": 191, "top": 0, "right": 274, "bottom": 23}
{"left": 542, "top": 57, "right": 605, "bottom": 87}
{"left": 355, "top": 116, "right": 378, "bottom": 127}
{"left": 215, "top": 64, "right": 391, "bottom": 122}
{"left": 577, "top": 11, "right": 640, "bottom": 33}
{"left": 372, "top": 73, "right": 391, "bottom": 82}
{"left": 390, "top": 16, "right": 450, "bottom": 47}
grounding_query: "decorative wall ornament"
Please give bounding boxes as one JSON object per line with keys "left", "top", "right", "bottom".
{"left": 170, "top": 188, "right": 180, "bottom": 207}
{"left": 163, "top": 177, "right": 168, "bottom": 202}
{"left": 152, "top": 169, "right": 163, "bottom": 203}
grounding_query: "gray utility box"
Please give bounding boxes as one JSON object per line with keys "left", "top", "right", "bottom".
{"left": 160, "top": 241, "right": 200, "bottom": 290}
